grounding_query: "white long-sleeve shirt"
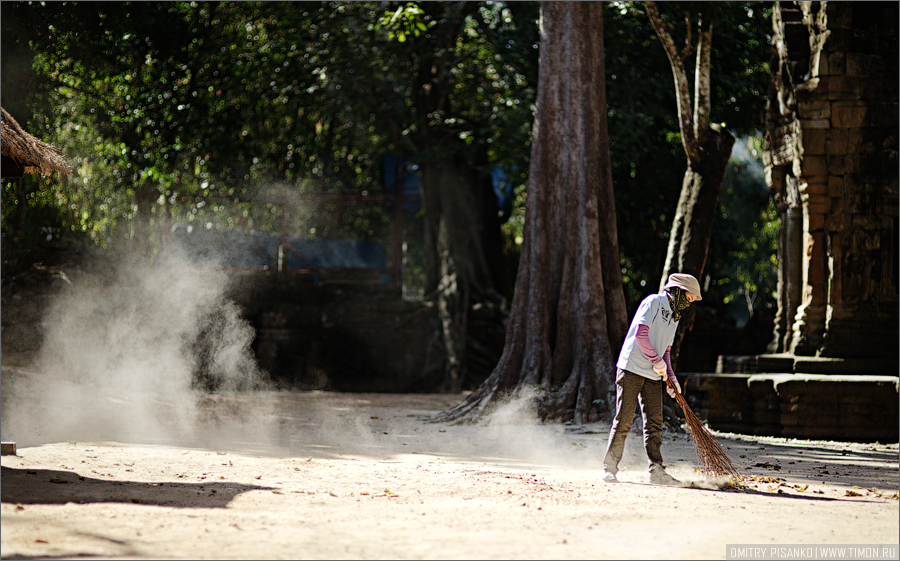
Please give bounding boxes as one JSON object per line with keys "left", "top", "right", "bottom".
{"left": 616, "top": 292, "right": 679, "bottom": 380}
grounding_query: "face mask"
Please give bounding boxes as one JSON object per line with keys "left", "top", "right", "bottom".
{"left": 667, "top": 287, "right": 691, "bottom": 321}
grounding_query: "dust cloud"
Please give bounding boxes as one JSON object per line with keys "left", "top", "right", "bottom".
{"left": 426, "top": 389, "right": 716, "bottom": 487}
{"left": 1, "top": 247, "right": 280, "bottom": 451}
{"left": 3, "top": 246, "right": 708, "bottom": 491}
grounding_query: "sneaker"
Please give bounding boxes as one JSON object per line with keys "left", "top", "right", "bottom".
{"left": 649, "top": 466, "right": 679, "bottom": 486}
{"left": 603, "top": 470, "right": 618, "bottom": 483}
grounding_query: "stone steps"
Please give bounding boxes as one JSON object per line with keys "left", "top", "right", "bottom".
{"left": 678, "top": 355, "right": 899, "bottom": 442}
{"left": 717, "top": 353, "right": 897, "bottom": 376}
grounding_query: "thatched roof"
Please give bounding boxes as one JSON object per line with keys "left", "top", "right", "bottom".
{"left": 1, "top": 107, "right": 72, "bottom": 177}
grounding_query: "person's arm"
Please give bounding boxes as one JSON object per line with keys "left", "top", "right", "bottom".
{"left": 635, "top": 324, "right": 666, "bottom": 375}
{"left": 663, "top": 346, "right": 673, "bottom": 376}
{"left": 662, "top": 346, "right": 681, "bottom": 396}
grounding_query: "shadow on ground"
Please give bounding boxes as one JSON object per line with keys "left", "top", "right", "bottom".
{"left": 1, "top": 466, "right": 275, "bottom": 508}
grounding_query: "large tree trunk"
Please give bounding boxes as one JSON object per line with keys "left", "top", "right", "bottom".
{"left": 436, "top": 1, "right": 627, "bottom": 425}
{"left": 418, "top": 147, "right": 504, "bottom": 393}
{"left": 659, "top": 125, "right": 734, "bottom": 367}
{"left": 411, "top": 2, "right": 507, "bottom": 393}
{"left": 646, "top": 1, "right": 736, "bottom": 369}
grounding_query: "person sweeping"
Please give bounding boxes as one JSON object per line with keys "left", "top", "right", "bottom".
{"left": 602, "top": 273, "right": 701, "bottom": 485}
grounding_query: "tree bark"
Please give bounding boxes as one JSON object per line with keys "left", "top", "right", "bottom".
{"left": 436, "top": 1, "right": 626, "bottom": 425}
{"left": 646, "top": 1, "right": 735, "bottom": 369}
{"left": 660, "top": 125, "right": 734, "bottom": 367}
{"left": 412, "top": 2, "right": 507, "bottom": 394}
{"left": 644, "top": 1, "right": 700, "bottom": 161}
{"left": 419, "top": 148, "right": 504, "bottom": 393}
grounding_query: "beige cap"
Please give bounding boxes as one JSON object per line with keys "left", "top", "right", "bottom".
{"left": 664, "top": 273, "right": 702, "bottom": 300}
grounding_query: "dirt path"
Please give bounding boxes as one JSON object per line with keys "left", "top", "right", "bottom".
{"left": 2, "top": 389, "right": 898, "bottom": 560}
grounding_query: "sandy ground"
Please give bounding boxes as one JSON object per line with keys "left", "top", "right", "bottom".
{"left": 2, "top": 375, "right": 898, "bottom": 560}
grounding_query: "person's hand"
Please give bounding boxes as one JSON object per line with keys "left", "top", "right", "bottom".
{"left": 666, "top": 375, "right": 681, "bottom": 398}
{"left": 654, "top": 364, "right": 667, "bottom": 379}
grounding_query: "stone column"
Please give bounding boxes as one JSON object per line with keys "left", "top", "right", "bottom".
{"left": 764, "top": 1, "right": 898, "bottom": 359}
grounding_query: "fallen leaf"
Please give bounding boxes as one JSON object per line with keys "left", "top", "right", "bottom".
{"left": 852, "top": 485, "right": 862, "bottom": 489}
{"left": 219, "top": 476, "right": 225, "bottom": 480}
{"left": 35, "top": 539, "right": 48, "bottom": 544}
{"left": 796, "top": 484, "right": 809, "bottom": 492}
{"left": 846, "top": 490, "right": 862, "bottom": 497}
{"left": 294, "top": 468, "right": 300, "bottom": 471}
{"left": 384, "top": 488, "right": 395, "bottom": 495}
{"left": 272, "top": 490, "right": 283, "bottom": 495}
{"left": 370, "top": 416, "right": 379, "bottom": 420}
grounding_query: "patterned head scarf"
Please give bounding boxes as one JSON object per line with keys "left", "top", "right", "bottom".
{"left": 663, "top": 273, "right": 701, "bottom": 321}
{"left": 666, "top": 286, "right": 692, "bottom": 322}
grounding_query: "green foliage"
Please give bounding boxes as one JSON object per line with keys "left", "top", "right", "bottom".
{"left": 4, "top": 2, "right": 396, "bottom": 250}
{"left": 707, "top": 134, "right": 779, "bottom": 323}
{"left": 2, "top": 0, "right": 776, "bottom": 317}
{"left": 3, "top": 1, "right": 538, "bottom": 259}
{"left": 1, "top": 174, "right": 67, "bottom": 248}
{"left": 602, "top": 2, "right": 772, "bottom": 307}
{"left": 378, "top": 2, "right": 432, "bottom": 43}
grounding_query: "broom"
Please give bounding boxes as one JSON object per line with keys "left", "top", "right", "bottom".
{"left": 666, "top": 378, "right": 744, "bottom": 482}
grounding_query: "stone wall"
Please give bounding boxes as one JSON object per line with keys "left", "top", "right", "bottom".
{"left": 226, "top": 272, "right": 446, "bottom": 393}
{"left": 1, "top": 247, "right": 450, "bottom": 394}
{"left": 680, "top": 372, "right": 898, "bottom": 442}
{"left": 764, "top": 2, "right": 898, "bottom": 359}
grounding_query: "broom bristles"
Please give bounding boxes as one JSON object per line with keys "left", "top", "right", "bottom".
{"left": 668, "top": 380, "right": 743, "bottom": 481}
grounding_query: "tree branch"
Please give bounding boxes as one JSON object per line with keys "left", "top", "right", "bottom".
{"left": 693, "top": 21, "right": 713, "bottom": 142}
{"left": 681, "top": 11, "right": 696, "bottom": 61}
{"left": 644, "top": 1, "right": 700, "bottom": 162}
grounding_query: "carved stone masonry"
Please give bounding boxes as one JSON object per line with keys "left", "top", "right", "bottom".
{"left": 763, "top": 1, "right": 898, "bottom": 359}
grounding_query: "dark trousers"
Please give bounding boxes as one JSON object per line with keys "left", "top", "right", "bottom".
{"left": 603, "top": 369, "right": 665, "bottom": 473}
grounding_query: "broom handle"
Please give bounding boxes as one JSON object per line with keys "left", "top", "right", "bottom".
{"left": 664, "top": 377, "right": 679, "bottom": 394}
